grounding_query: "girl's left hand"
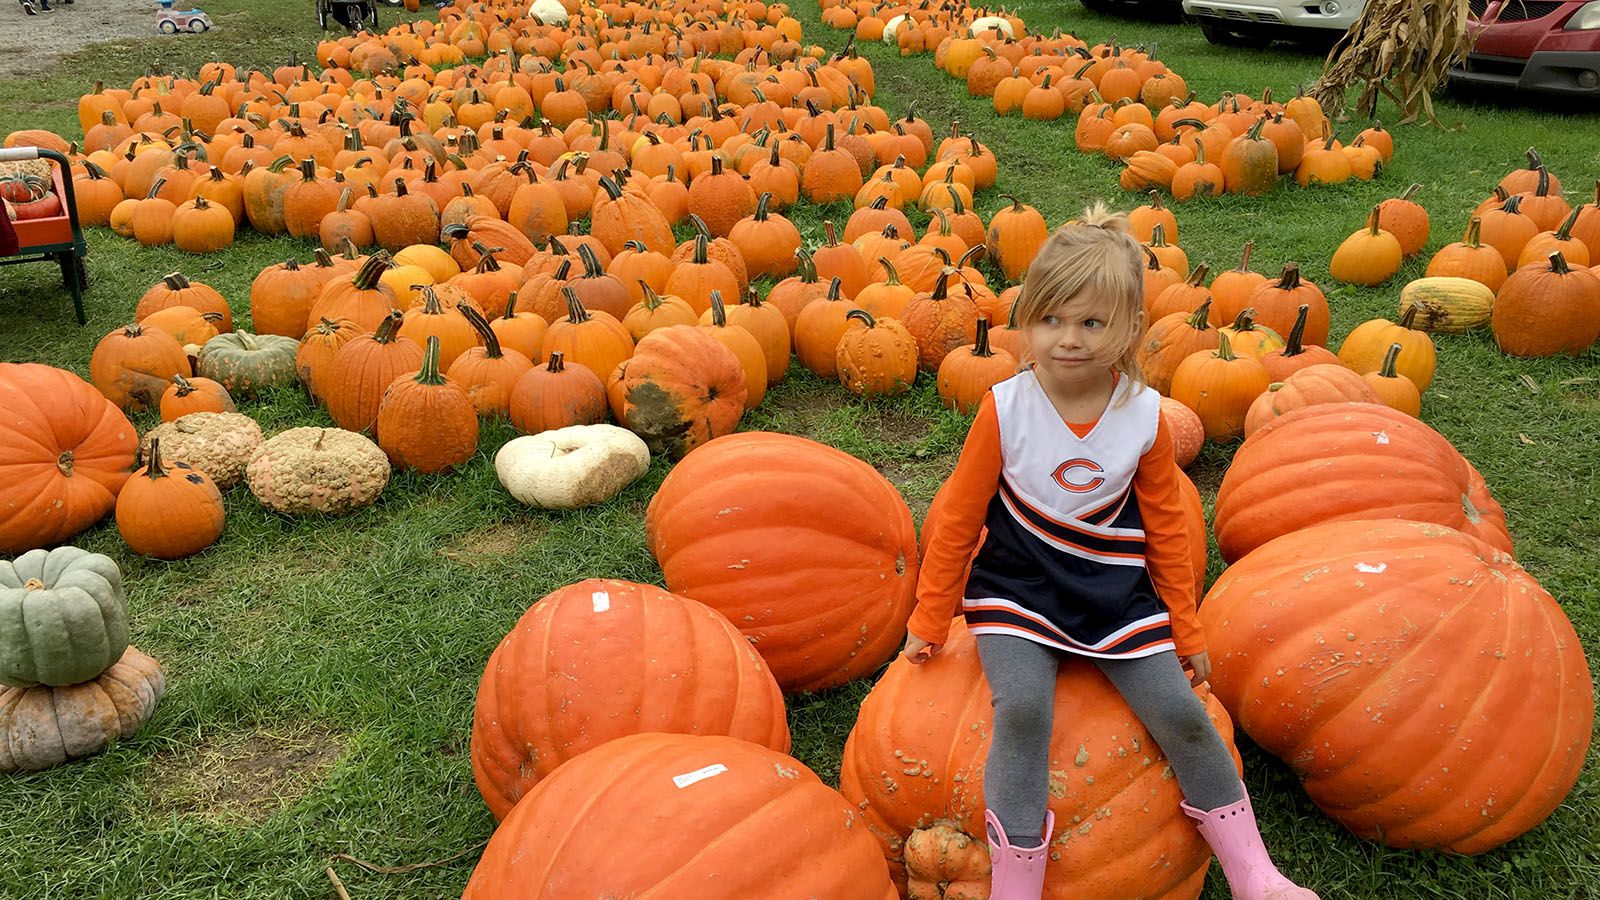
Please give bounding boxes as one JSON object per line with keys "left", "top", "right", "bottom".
{"left": 1181, "top": 651, "right": 1211, "bottom": 687}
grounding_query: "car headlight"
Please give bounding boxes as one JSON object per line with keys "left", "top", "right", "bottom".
{"left": 1566, "top": 0, "right": 1600, "bottom": 29}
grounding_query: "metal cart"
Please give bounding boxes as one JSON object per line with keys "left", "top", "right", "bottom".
{"left": 0, "top": 147, "right": 88, "bottom": 324}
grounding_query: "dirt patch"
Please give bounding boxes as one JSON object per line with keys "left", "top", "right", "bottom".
{"left": 760, "top": 386, "right": 837, "bottom": 437}
{"left": 0, "top": 0, "right": 173, "bottom": 78}
{"left": 437, "top": 521, "right": 542, "bottom": 563}
{"left": 145, "top": 726, "right": 343, "bottom": 822}
{"left": 857, "top": 408, "right": 932, "bottom": 446}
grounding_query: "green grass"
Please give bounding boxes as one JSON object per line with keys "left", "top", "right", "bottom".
{"left": 1, "top": 1, "right": 1598, "bottom": 897}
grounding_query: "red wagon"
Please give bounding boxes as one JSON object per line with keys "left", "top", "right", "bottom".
{"left": 0, "top": 146, "right": 88, "bottom": 324}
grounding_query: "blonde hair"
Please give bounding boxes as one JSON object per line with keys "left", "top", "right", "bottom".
{"left": 1010, "top": 203, "right": 1147, "bottom": 390}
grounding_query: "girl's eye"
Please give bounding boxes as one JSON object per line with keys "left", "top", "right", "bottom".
{"left": 1042, "top": 315, "right": 1060, "bottom": 326}
{"left": 1084, "top": 319, "right": 1102, "bottom": 329}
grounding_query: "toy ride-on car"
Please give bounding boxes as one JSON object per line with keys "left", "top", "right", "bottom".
{"left": 155, "top": 0, "right": 213, "bottom": 33}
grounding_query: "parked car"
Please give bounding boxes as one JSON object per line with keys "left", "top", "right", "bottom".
{"left": 1451, "top": 1, "right": 1600, "bottom": 96}
{"left": 1183, "top": 0, "right": 1364, "bottom": 45}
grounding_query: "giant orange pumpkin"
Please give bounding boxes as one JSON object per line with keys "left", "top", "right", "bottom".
{"left": 646, "top": 432, "right": 919, "bottom": 693}
{"left": 1200, "top": 519, "right": 1592, "bottom": 854}
{"left": 839, "top": 619, "right": 1239, "bottom": 900}
{"left": 0, "top": 364, "right": 137, "bottom": 554}
{"left": 462, "top": 733, "right": 897, "bottom": 900}
{"left": 470, "top": 579, "right": 790, "bottom": 822}
{"left": 1214, "top": 404, "right": 1510, "bottom": 562}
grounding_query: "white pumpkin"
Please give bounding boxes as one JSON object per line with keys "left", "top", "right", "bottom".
{"left": 969, "top": 15, "right": 1015, "bottom": 39}
{"left": 495, "top": 425, "right": 650, "bottom": 510}
{"left": 528, "top": 0, "right": 568, "bottom": 25}
{"left": 882, "top": 14, "right": 907, "bottom": 44}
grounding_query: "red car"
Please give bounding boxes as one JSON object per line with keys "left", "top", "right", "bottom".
{"left": 1451, "top": 1, "right": 1600, "bottom": 95}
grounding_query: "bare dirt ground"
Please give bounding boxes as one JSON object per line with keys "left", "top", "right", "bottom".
{"left": 0, "top": 0, "right": 172, "bottom": 77}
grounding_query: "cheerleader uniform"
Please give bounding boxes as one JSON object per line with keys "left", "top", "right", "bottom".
{"left": 909, "top": 367, "right": 1244, "bottom": 847}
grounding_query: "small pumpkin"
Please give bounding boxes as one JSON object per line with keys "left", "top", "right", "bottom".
{"left": 376, "top": 336, "right": 480, "bottom": 474}
{"left": 1160, "top": 396, "right": 1205, "bottom": 468}
{"left": 159, "top": 374, "right": 234, "bottom": 422}
{"left": 1258, "top": 305, "right": 1342, "bottom": 382}
{"left": 1361, "top": 343, "right": 1424, "bottom": 416}
{"left": 1169, "top": 332, "right": 1272, "bottom": 440}
{"left": 324, "top": 311, "right": 425, "bottom": 435}
{"left": 1329, "top": 205, "right": 1403, "bottom": 286}
{"left": 115, "top": 437, "right": 225, "bottom": 560}
{"left": 508, "top": 351, "right": 609, "bottom": 436}
{"left": 1338, "top": 306, "right": 1437, "bottom": 392}
{"left": 936, "top": 318, "right": 1016, "bottom": 414}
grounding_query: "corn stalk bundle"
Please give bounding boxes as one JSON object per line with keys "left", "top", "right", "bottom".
{"left": 1313, "top": 0, "right": 1493, "bottom": 126}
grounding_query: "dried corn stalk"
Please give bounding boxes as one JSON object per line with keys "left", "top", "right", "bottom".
{"left": 1312, "top": 0, "right": 1493, "bottom": 126}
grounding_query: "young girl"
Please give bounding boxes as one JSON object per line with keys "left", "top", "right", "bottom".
{"left": 903, "top": 206, "right": 1316, "bottom": 900}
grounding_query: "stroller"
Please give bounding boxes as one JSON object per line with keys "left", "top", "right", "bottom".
{"left": 318, "top": 0, "right": 378, "bottom": 30}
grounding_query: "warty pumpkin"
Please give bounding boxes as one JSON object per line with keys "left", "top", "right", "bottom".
{"left": 646, "top": 431, "right": 919, "bottom": 693}
{"left": 196, "top": 331, "right": 300, "bottom": 400}
{"left": 1200, "top": 519, "right": 1591, "bottom": 854}
{"left": 900, "top": 269, "right": 981, "bottom": 372}
{"left": 244, "top": 426, "right": 389, "bottom": 516}
{"left": 1214, "top": 403, "right": 1511, "bottom": 562}
{"left": 836, "top": 309, "right": 919, "bottom": 398}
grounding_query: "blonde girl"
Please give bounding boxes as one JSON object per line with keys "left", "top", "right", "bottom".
{"left": 903, "top": 205, "right": 1317, "bottom": 900}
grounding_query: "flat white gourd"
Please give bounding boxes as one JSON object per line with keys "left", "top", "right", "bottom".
{"left": 882, "top": 14, "right": 906, "bottom": 43}
{"left": 969, "top": 16, "right": 1015, "bottom": 39}
{"left": 495, "top": 425, "right": 650, "bottom": 510}
{"left": 528, "top": 0, "right": 568, "bottom": 25}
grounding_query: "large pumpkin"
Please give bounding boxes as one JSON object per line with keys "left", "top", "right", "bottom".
{"left": 0, "top": 547, "right": 127, "bottom": 688}
{"left": 0, "top": 364, "right": 137, "bottom": 554}
{"left": 470, "top": 579, "right": 789, "bottom": 821}
{"left": 1200, "top": 519, "right": 1592, "bottom": 853}
{"left": 462, "top": 732, "right": 897, "bottom": 900}
{"left": 646, "top": 432, "right": 919, "bottom": 693}
{"left": 0, "top": 645, "right": 164, "bottom": 772}
{"left": 1214, "top": 404, "right": 1510, "bottom": 563}
{"left": 839, "top": 620, "right": 1239, "bottom": 899}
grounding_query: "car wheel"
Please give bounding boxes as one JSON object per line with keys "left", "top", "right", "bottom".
{"left": 158, "top": 19, "right": 177, "bottom": 33}
{"left": 1197, "top": 16, "right": 1257, "bottom": 46}
{"left": 188, "top": 18, "right": 207, "bottom": 31}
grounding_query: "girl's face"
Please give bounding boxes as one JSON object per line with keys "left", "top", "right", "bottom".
{"left": 1025, "top": 293, "right": 1130, "bottom": 378}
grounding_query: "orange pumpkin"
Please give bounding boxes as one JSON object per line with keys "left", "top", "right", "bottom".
{"left": 1169, "top": 332, "right": 1271, "bottom": 440}
{"left": 114, "top": 437, "right": 225, "bottom": 560}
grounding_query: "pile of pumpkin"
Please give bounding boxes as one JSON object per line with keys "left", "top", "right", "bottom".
{"left": 817, "top": 0, "right": 1395, "bottom": 199}
{"left": 1324, "top": 150, "right": 1600, "bottom": 359}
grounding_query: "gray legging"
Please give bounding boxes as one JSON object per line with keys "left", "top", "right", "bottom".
{"left": 977, "top": 633, "right": 1245, "bottom": 847}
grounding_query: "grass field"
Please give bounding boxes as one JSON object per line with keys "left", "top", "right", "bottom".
{"left": 1, "top": 1, "right": 1597, "bottom": 897}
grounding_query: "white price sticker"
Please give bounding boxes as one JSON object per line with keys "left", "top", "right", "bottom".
{"left": 591, "top": 591, "right": 610, "bottom": 613}
{"left": 672, "top": 763, "right": 729, "bottom": 789}
{"left": 1355, "top": 562, "right": 1388, "bottom": 574}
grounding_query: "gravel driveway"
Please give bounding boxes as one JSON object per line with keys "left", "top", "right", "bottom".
{"left": 0, "top": 0, "right": 184, "bottom": 77}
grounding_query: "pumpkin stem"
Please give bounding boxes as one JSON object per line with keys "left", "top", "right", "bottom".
{"left": 1366, "top": 205, "right": 1384, "bottom": 237}
{"left": 972, "top": 317, "right": 994, "bottom": 358}
{"left": 414, "top": 335, "right": 447, "bottom": 386}
{"left": 708, "top": 290, "right": 729, "bottom": 327}
{"left": 845, "top": 308, "right": 877, "bottom": 329}
{"left": 1396, "top": 183, "right": 1422, "bottom": 204}
{"left": 562, "top": 287, "right": 590, "bottom": 323}
{"left": 1463, "top": 217, "right": 1483, "bottom": 248}
{"left": 577, "top": 243, "right": 606, "bottom": 278}
{"left": 1186, "top": 298, "right": 1214, "bottom": 330}
{"left": 879, "top": 257, "right": 902, "bottom": 286}
{"left": 1378, "top": 342, "right": 1403, "bottom": 379}
{"left": 1184, "top": 263, "right": 1209, "bottom": 287}
{"left": 1555, "top": 205, "right": 1581, "bottom": 241}
{"left": 351, "top": 252, "right": 390, "bottom": 291}
{"left": 744, "top": 285, "right": 764, "bottom": 308}
{"left": 546, "top": 351, "right": 567, "bottom": 373}
{"left": 373, "top": 310, "right": 404, "bottom": 344}
{"left": 143, "top": 437, "right": 170, "bottom": 480}
{"left": 1274, "top": 263, "right": 1301, "bottom": 290}
{"left": 460, "top": 303, "right": 503, "bottom": 360}
{"left": 170, "top": 373, "right": 196, "bottom": 396}
{"left": 823, "top": 220, "right": 840, "bottom": 247}
{"left": 1548, "top": 250, "right": 1571, "bottom": 275}
{"left": 826, "top": 276, "right": 843, "bottom": 302}
{"left": 1231, "top": 308, "right": 1257, "bottom": 331}
{"left": 1214, "top": 330, "right": 1236, "bottom": 362}
{"left": 1282, "top": 305, "right": 1309, "bottom": 357}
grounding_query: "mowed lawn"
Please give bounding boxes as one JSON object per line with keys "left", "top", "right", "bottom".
{"left": 0, "top": 0, "right": 1597, "bottom": 897}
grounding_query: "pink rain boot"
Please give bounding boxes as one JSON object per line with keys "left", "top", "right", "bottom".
{"left": 985, "top": 809, "right": 1054, "bottom": 900}
{"left": 1182, "top": 792, "right": 1318, "bottom": 900}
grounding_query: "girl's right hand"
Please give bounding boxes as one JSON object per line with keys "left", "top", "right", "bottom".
{"left": 903, "top": 633, "right": 941, "bottom": 664}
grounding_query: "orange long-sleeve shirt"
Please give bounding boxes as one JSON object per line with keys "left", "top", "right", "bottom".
{"left": 908, "top": 390, "right": 1206, "bottom": 657}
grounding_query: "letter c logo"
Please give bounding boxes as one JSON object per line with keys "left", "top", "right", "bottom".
{"left": 1052, "top": 458, "right": 1105, "bottom": 493}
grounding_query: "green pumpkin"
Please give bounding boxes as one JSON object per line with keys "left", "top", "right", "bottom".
{"left": 0, "top": 547, "right": 128, "bottom": 688}
{"left": 197, "top": 331, "right": 299, "bottom": 399}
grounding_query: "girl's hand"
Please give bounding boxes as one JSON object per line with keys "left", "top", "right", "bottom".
{"left": 1181, "top": 651, "right": 1211, "bottom": 687}
{"left": 903, "top": 633, "right": 941, "bottom": 665}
